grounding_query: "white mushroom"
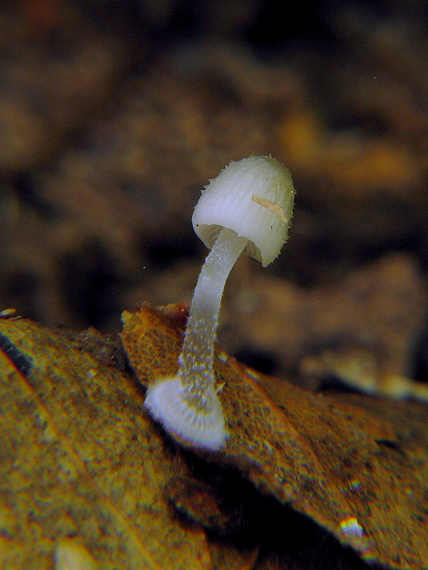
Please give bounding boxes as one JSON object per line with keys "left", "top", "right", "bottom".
{"left": 145, "top": 156, "right": 295, "bottom": 450}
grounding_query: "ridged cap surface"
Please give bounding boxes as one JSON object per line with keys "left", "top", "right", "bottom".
{"left": 192, "top": 156, "right": 295, "bottom": 266}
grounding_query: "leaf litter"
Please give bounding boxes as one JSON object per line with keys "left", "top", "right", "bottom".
{"left": 121, "top": 303, "right": 428, "bottom": 570}
{"left": 0, "top": 316, "right": 213, "bottom": 569}
{"left": 0, "top": 305, "right": 427, "bottom": 568}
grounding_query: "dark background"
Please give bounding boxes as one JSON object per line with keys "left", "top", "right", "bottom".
{"left": 2, "top": 0, "right": 428, "bottom": 388}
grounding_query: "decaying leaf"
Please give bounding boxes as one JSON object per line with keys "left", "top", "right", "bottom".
{"left": 121, "top": 303, "right": 428, "bottom": 570}
{"left": 231, "top": 254, "right": 428, "bottom": 399}
{"left": 0, "top": 317, "right": 214, "bottom": 569}
{"left": 165, "top": 477, "right": 246, "bottom": 536}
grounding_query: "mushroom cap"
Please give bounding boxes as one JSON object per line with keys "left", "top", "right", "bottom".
{"left": 192, "top": 156, "right": 295, "bottom": 266}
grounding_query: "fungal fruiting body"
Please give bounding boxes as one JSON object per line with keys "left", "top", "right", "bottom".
{"left": 145, "top": 156, "right": 295, "bottom": 450}
{"left": 145, "top": 228, "right": 246, "bottom": 448}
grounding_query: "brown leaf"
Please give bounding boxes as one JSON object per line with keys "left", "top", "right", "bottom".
{"left": 231, "top": 254, "right": 428, "bottom": 399}
{"left": 0, "top": 316, "right": 214, "bottom": 569}
{"left": 121, "top": 303, "right": 428, "bottom": 570}
{"left": 165, "top": 477, "right": 248, "bottom": 536}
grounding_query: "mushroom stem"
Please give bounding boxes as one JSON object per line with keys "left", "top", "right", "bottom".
{"left": 144, "top": 227, "right": 247, "bottom": 449}
{"left": 179, "top": 227, "right": 247, "bottom": 410}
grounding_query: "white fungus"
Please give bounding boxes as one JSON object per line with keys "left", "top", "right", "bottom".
{"left": 145, "top": 156, "right": 295, "bottom": 450}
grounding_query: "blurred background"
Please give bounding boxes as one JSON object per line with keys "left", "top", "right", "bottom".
{"left": 2, "top": 0, "right": 428, "bottom": 392}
